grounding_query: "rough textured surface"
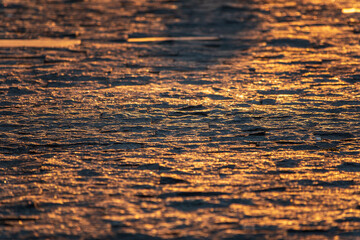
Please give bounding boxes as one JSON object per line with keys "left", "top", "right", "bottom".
{"left": 0, "top": 0, "right": 360, "bottom": 239}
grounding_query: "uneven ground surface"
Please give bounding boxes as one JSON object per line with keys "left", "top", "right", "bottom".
{"left": 0, "top": 0, "right": 360, "bottom": 239}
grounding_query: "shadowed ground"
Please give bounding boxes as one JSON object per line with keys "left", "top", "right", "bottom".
{"left": 0, "top": 0, "right": 360, "bottom": 239}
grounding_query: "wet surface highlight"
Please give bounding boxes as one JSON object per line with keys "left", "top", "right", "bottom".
{"left": 0, "top": 0, "right": 360, "bottom": 239}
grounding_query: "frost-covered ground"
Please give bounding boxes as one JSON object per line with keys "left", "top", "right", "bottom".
{"left": 0, "top": 0, "right": 360, "bottom": 239}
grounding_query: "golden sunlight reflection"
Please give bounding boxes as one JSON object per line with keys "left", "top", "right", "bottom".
{"left": 0, "top": 39, "right": 81, "bottom": 48}
{"left": 342, "top": 8, "right": 360, "bottom": 13}
{"left": 0, "top": 0, "right": 360, "bottom": 239}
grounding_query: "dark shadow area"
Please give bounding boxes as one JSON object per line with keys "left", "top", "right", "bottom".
{"left": 0, "top": 0, "right": 263, "bottom": 86}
